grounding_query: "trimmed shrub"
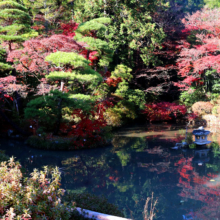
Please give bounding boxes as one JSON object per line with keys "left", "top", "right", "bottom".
{"left": 211, "top": 105, "right": 220, "bottom": 116}
{"left": 192, "top": 101, "right": 213, "bottom": 116}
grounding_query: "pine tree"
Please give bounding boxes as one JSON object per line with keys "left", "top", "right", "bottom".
{"left": 24, "top": 51, "right": 103, "bottom": 134}
{"left": 22, "top": 0, "right": 74, "bottom": 29}
{"left": 45, "top": 51, "right": 103, "bottom": 97}
{"left": 0, "top": 0, "right": 37, "bottom": 52}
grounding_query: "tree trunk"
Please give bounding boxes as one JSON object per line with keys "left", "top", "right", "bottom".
{"left": 60, "top": 81, "right": 65, "bottom": 92}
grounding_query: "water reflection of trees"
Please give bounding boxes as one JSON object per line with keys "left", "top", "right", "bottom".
{"left": 60, "top": 137, "right": 164, "bottom": 219}
{"left": 62, "top": 139, "right": 220, "bottom": 219}
{"left": 13, "top": 131, "right": 220, "bottom": 220}
{"left": 59, "top": 136, "right": 187, "bottom": 219}
{"left": 175, "top": 148, "right": 220, "bottom": 219}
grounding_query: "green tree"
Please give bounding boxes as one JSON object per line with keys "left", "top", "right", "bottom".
{"left": 72, "top": 0, "right": 166, "bottom": 68}
{"left": 45, "top": 51, "right": 103, "bottom": 95}
{"left": 22, "top": 0, "right": 74, "bottom": 30}
{"left": 204, "top": 0, "right": 220, "bottom": 8}
{"left": 0, "top": 0, "right": 37, "bottom": 52}
{"left": 102, "top": 64, "right": 146, "bottom": 127}
{"left": 25, "top": 51, "right": 103, "bottom": 134}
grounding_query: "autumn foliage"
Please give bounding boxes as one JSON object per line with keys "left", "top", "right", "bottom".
{"left": 191, "top": 101, "right": 213, "bottom": 115}
{"left": 176, "top": 8, "right": 220, "bottom": 89}
{"left": 143, "top": 102, "right": 187, "bottom": 122}
{"left": 7, "top": 35, "right": 83, "bottom": 75}
{"left": 67, "top": 102, "right": 111, "bottom": 148}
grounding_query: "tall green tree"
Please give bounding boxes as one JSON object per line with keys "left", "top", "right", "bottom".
{"left": 25, "top": 51, "right": 103, "bottom": 134}
{"left": 72, "top": 0, "right": 166, "bottom": 68}
{"left": 0, "top": 0, "right": 37, "bottom": 52}
{"left": 22, "top": 0, "right": 74, "bottom": 30}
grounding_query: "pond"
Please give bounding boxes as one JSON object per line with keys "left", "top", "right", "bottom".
{"left": 1, "top": 124, "right": 220, "bottom": 220}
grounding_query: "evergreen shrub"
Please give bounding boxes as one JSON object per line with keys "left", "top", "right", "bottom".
{"left": 179, "top": 88, "right": 207, "bottom": 107}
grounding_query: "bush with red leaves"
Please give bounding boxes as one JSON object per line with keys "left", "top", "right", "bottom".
{"left": 60, "top": 22, "right": 79, "bottom": 37}
{"left": 143, "top": 102, "right": 187, "bottom": 122}
{"left": 67, "top": 102, "right": 112, "bottom": 148}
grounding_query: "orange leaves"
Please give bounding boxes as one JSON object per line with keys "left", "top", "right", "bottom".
{"left": 105, "top": 77, "right": 122, "bottom": 87}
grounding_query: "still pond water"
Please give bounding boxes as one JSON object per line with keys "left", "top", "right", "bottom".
{"left": 1, "top": 124, "right": 220, "bottom": 220}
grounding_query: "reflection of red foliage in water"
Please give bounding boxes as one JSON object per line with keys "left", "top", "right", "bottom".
{"left": 109, "top": 176, "right": 119, "bottom": 182}
{"left": 176, "top": 156, "right": 220, "bottom": 218}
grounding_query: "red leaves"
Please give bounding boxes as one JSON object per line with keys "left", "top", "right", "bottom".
{"left": 68, "top": 102, "right": 108, "bottom": 148}
{"left": 143, "top": 102, "right": 187, "bottom": 122}
{"left": 31, "top": 25, "right": 45, "bottom": 31}
{"left": 177, "top": 8, "right": 220, "bottom": 89}
{"left": 60, "top": 22, "right": 79, "bottom": 37}
{"left": 79, "top": 50, "right": 98, "bottom": 66}
{"left": 0, "top": 76, "right": 16, "bottom": 84}
{"left": 105, "top": 77, "right": 122, "bottom": 87}
{"left": 3, "top": 94, "right": 13, "bottom": 101}
{"left": 7, "top": 35, "right": 83, "bottom": 74}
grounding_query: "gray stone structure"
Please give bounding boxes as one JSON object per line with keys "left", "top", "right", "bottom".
{"left": 192, "top": 127, "right": 211, "bottom": 145}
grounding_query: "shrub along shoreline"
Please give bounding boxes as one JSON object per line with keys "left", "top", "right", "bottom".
{"left": 0, "top": 151, "right": 124, "bottom": 219}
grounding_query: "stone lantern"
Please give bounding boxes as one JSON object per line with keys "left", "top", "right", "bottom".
{"left": 192, "top": 127, "right": 211, "bottom": 146}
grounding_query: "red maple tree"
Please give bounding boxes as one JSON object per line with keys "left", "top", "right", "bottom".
{"left": 176, "top": 8, "right": 220, "bottom": 89}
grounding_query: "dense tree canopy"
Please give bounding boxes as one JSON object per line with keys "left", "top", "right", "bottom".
{"left": 72, "top": 0, "right": 166, "bottom": 68}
